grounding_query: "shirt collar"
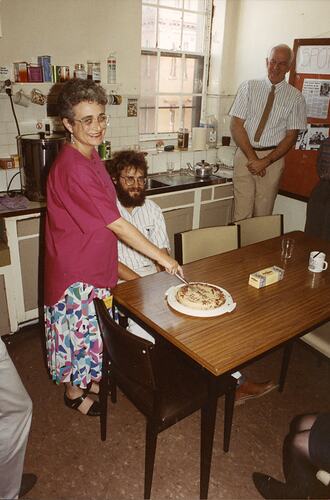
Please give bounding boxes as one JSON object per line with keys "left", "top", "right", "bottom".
{"left": 266, "top": 77, "right": 286, "bottom": 91}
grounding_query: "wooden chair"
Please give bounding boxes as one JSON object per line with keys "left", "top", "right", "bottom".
{"left": 301, "top": 323, "right": 330, "bottom": 362}
{"left": 234, "top": 214, "right": 284, "bottom": 247}
{"left": 94, "top": 298, "right": 236, "bottom": 499}
{"left": 174, "top": 224, "right": 240, "bottom": 265}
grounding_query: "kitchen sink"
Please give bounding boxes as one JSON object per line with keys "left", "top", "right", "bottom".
{"left": 146, "top": 178, "right": 169, "bottom": 189}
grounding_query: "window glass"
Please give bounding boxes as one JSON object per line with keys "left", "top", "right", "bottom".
{"left": 182, "top": 11, "right": 204, "bottom": 53}
{"left": 158, "top": 8, "right": 182, "bottom": 50}
{"left": 139, "top": 95, "right": 156, "bottom": 134}
{"left": 158, "top": 95, "right": 180, "bottom": 133}
{"left": 159, "top": 54, "right": 182, "bottom": 93}
{"left": 141, "top": 6, "right": 157, "bottom": 49}
{"left": 141, "top": 0, "right": 211, "bottom": 138}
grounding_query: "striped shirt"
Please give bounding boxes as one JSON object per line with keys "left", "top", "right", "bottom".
{"left": 229, "top": 78, "right": 307, "bottom": 147}
{"left": 117, "top": 198, "right": 170, "bottom": 274}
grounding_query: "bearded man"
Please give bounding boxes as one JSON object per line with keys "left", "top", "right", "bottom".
{"left": 109, "top": 149, "right": 276, "bottom": 404}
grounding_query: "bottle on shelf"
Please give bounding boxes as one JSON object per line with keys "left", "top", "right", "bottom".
{"left": 74, "top": 64, "right": 87, "bottom": 79}
{"left": 87, "top": 61, "right": 101, "bottom": 82}
{"left": 107, "top": 53, "right": 117, "bottom": 84}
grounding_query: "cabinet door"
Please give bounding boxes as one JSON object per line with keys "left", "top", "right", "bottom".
{"left": 16, "top": 216, "right": 43, "bottom": 315}
{"left": 199, "top": 199, "right": 233, "bottom": 229}
{"left": 163, "top": 207, "right": 194, "bottom": 256}
{"left": 0, "top": 274, "right": 11, "bottom": 336}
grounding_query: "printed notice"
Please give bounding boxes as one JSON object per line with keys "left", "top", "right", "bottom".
{"left": 296, "top": 45, "right": 330, "bottom": 75}
{"left": 295, "top": 124, "right": 329, "bottom": 151}
{"left": 302, "top": 79, "right": 330, "bottom": 119}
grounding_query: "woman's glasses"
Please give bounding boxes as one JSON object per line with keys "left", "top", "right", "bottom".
{"left": 120, "top": 176, "right": 147, "bottom": 186}
{"left": 73, "top": 114, "right": 110, "bottom": 130}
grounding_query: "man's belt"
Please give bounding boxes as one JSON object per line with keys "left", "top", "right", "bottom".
{"left": 253, "top": 145, "right": 277, "bottom": 151}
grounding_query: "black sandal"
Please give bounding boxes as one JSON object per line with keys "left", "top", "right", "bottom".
{"left": 64, "top": 392, "right": 101, "bottom": 417}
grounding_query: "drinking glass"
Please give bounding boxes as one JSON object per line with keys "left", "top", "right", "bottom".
{"left": 166, "top": 161, "right": 175, "bottom": 175}
{"left": 281, "top": 237, "right": 295, "bottom": 260}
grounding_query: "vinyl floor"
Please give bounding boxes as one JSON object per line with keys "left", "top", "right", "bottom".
{"left": 4, "top": 323, "right": 330, "bottom": 500}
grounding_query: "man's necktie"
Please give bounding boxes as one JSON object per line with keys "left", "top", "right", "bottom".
{"left": 254, "top": 85, "right": 276, "bottom": 142}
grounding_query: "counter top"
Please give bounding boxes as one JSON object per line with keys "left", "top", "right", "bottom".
{"left": 0, "top": 172, "right": 231, "bottom": 218}
{"left": 145, "top": 172, "right": 231, "bottom": 195}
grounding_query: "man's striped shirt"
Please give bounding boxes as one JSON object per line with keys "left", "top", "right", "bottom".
{"left": 229, "top": 78, "right": 307, "bottom": 148}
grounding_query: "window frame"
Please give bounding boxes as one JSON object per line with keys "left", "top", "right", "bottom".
{"left": 140, "top": 0, "right": 213, "bottom": 141}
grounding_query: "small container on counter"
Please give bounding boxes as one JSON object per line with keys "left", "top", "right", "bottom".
{"left": 177, "top": 128, "right": 189, "bottom": 150}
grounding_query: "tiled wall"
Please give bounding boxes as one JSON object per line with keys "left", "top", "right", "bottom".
{"left": 0, "top": 87, "right": 235, "bottom": 191}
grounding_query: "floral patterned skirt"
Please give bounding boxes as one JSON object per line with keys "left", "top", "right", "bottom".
{"left": 44, "top": 282, "right": 112, "bottom": 389}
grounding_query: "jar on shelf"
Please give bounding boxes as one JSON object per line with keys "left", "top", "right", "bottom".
{"left": 87, "top": 61, "right": 101, "bottom": 82}
{"left": 74, "top": 64, "right": 87, "bottom": 79}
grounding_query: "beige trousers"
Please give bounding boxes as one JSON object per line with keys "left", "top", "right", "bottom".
{"left": 0, "top": 338, "right": 32, "bottom": 499}
{"left": 233, "top": 148, "right": 284, "bottom": 221}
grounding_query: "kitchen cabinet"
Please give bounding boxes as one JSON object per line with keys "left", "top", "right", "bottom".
{"left": 149, "top": 182, "right": 234, "bottom": 255}
{"left": 0, "top": 275, "right": 11, "bottom": 335}
{"left": 2, "top": 212, "right": 43, "bottom": 334}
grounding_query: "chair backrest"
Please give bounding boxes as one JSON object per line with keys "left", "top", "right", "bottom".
{"left": 94, "top": 298, "right": 156, "bottom": 390}
{"left": 174, "top": 224, "right": 239, "bottom": 265}
{"left": 234, "top": 214, "right": 284, "bottom": 247}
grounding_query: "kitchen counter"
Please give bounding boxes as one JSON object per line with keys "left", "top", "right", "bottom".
{"left": 0, "top": 172, "right": 231, "bottom": 218}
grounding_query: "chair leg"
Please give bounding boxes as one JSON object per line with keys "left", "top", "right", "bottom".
{"left": 200, "top": 386, "right": 218, "bottom": 499}
{"left": 100, "top": 363, "right": 109, "bottom": 441}
{"left": 109, "top": 372, "right": 117, "bottom": 403}
{"left": 278, "top": 342, "right": 293, "bottom": 392}
{"left": 144, "top": 422, "right": 158, "bottom": 499}
{"left": 223, "top": 381, "right": 236, "bottom": 453}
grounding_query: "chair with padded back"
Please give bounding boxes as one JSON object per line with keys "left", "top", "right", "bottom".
{"left": 301, "top": 323, "right": 330, "bottom": 362}
{"left": 174, "top": 224, "right": 240, "bottom": 265}
{"left": 94, "top": 298, "right": 236, "bottom": 499}
{"left": 234, "top": 214, "right": 284, "bottom": 247}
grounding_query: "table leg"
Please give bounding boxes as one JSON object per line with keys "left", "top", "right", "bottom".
{"left": 200, "top": 380, "right": 218, "bottom": 499}
{"left": 278, "top": 342, "right": 293, "bottom": 392}
{"left": 223, "top": 378, "right": 236, "bottom": 453}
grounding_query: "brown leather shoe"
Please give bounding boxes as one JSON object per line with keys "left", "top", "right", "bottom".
{"left": 19, "top": 473, "right": 37, "bottom": 498}
{"left": 235, "top": 379, "right": 277, "bottom": 405}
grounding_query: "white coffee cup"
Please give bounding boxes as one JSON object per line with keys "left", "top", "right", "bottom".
{"left": 308, "top": 251, "right": 328, "bottom": 273}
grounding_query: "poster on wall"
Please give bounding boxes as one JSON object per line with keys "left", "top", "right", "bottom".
{"left": 295, "top": 124, "right": 329, "bottom": 150}
{"left": 302, "top": 78, "right": 330, "bottom": 119}
{"left": 296, "top": 45, "right": 330, "bottom": 75}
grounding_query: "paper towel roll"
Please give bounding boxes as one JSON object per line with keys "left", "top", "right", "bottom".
{"left": 192, "top": 127, "right": 207, "bottom": 151}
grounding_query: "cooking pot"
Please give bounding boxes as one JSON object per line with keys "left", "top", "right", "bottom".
{"left": 17, "top": 133, "right": 66, "bottom": 201}
{"left": 187, "top": 160, "right": 219, "bottom": 179}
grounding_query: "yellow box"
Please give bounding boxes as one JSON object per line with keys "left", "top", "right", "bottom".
{"left": 248, "top": 266, "right": 284, "bottom": 289}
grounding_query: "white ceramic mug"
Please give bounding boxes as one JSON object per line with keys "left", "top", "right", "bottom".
{"left": 308, "top": 251, "right": 328, "bottom": 273}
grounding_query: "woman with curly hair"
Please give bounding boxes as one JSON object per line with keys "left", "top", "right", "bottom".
{"left": 44, "top": 79, "right": 182, "bottom": 416}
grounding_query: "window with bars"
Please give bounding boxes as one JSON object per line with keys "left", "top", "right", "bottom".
{"left": 140, "top": 0, "right": 212, "bottom": 138}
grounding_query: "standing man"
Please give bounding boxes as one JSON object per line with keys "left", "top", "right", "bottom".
{"left": 229, "top": 44, "right": 307, "bottom": 221}
{"left": 0, "top": 337, "right": 37, "bottom": 499}
{"left": 109, "top": 149, "right": 276, "bottom": 404}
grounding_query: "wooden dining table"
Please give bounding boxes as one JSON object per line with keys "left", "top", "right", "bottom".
{"left": 112, "top": 230, "right": 330, "bottom": 497}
